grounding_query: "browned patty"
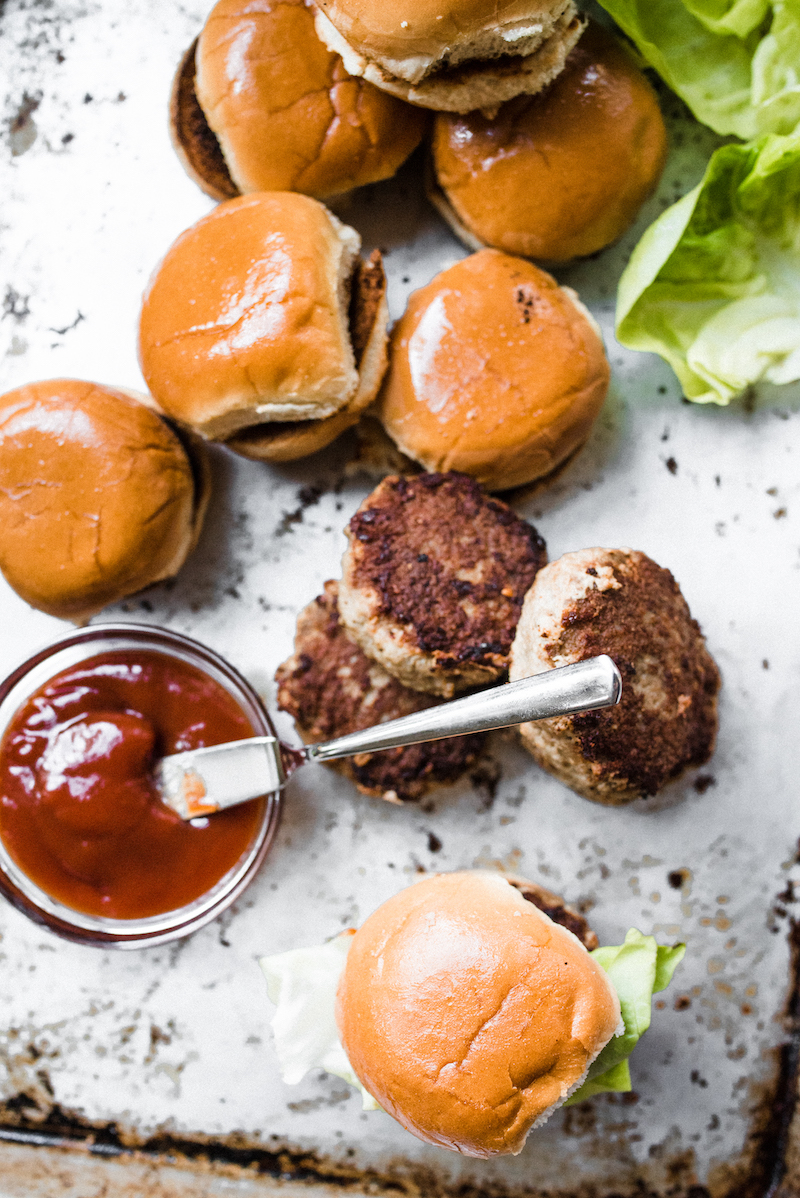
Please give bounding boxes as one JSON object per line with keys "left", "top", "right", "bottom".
{"left": 507, "top": 874, "right": 597, "bottom": 950}
{"left": 338, "top": 473, "right": 547, "bottom": 696}
{"left": 275, "top": 581, "right": 486, "bottom": 802}
{"left": 510, "top": 548, "right": 721, "bottom": 804}
{"left": 169, "top": 38, "right": 239, "bottom": 202}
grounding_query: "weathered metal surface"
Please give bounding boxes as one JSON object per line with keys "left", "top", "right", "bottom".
{"left": 1, "top": 1, "right": 800, "bottom": 1193}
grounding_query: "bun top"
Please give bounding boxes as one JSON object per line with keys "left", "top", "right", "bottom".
{"left": 336, "top": 870, "right": 621, "bottom": 1157}
{"left": 431, "top": 22, "right": 668, "bottom": 262}
{"left": 375, "top": 249, "right": 610, "bottom": 491}
{"left": 0, "top": 380, "right": 199, "bottom": 622}
{"left": 195, "top": 0, "right": 427, "bottom": 198}
{"left": 316, "top": 0, "right": 565, "bottom": 71}
{"left": 139, "top": 193, "right": 361, "bottom": 440}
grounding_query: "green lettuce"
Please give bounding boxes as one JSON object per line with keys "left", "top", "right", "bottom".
{"left": 566, "top": 930, "right": 685, "bottom": 1105}
{"left": 616, "top": 132, "right": 800, "bottom": 405}
{"left": 596, "top": 0, "right": 800, "bottom": 139}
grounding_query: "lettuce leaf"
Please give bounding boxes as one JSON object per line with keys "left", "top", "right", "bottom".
{"left": 261, "top": 926, "right": 684, "bottom": 1114}
{"left": 596, "top": 0, "right": 800, "bottom": 139}
{"left": 565, "top": 930, "right": 685, "bottom": 1105}
{"left": 259, "top": 931, "right": 379, "bottom": 1110}
{"left": 616, "top": 132, "right": 800, "bottom": 404}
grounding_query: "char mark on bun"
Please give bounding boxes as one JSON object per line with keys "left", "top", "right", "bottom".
{"left": 338, "top": 471, "right": 547, "bottom": 697}
{"left": 275, "top": 580, "right": 486, "bottom": 802}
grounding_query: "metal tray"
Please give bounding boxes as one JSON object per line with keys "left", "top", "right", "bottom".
{"left": 1, "top": 1, "right": 800, "bottom": 1194}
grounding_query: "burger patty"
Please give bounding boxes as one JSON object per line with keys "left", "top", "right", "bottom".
{"left": 275, "top": 581, "right": 486, "bottom": 802}
{"left": 338, "top": 472, "right": 547, "bottom": 697}
{"left": 510, "top": 547, "right": 721, "bottom": 805}
{"left": 506, "top": 874, "right": 597, "bottom": 950}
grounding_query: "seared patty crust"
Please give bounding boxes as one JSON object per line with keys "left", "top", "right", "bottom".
{"left": 507, "top": 874, "right": 597, "bottom": 950}
{"left": 276, "top": 581, "right": 486, "bottom": 802}
{"left": 510, "top": 548, "right": 720, "bottom": 805}
{"left": 338, "top": 472, "right": 547, "bottom": 697}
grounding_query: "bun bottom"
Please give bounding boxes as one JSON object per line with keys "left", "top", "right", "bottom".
{"left": 169, "top": 39, "right": 239, "bottom": 202}
{"left": 225, "top": 406, "right": 361, "bottom": 464}
{"left": 313, "top": 6, "right": 583, "bottom": 114}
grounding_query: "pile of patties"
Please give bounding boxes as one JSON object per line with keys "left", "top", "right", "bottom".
{"left": 276, "top": 471, "right": 720, "bottom": 807}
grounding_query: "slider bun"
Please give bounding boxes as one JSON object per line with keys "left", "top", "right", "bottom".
{"left": 180, "top": 0, "right": 427, "bottom": 200}
{"left": 139, "top": 193, "right": 388, "bottom": 457}
{"left": 375, "top": 250, "right": 610, "bottom": 492}
{"left": 313, "top": 1, "right": 583, "bottom": 113}
{"left": 429, "top": 23, "right": 669, "bottom": 262}
{"left": 0, "top": 379, "right": 209, "bottom": 623}
{"left": 336, "top": 870, "right": 621, "bottom": 1157}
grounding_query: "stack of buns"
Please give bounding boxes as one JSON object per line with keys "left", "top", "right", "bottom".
{"left": 310, "top": 0, "right": 584, "bottom": 113}
{"left": 163, "top": 2, "right": 670, "bottom": 482}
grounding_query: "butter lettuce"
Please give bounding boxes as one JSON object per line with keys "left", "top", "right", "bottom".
{"left": 259, "top": 931, "right": 379, "bottom": 1110}
{"left": 596, "top": 0, "right": 800, "bottom": 139}
{"left": 616, "top": 133, "right": 800, "bottom": 404}
{"left": 260, "top": 926, "right": 683, "bottom": 1113}
{"left": 566, "top": 930, "right": 685, "bottom": 1104}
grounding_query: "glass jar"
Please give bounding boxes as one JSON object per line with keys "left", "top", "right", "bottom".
{"left": 0, "top": 623, "right": 281, "bottom": 949}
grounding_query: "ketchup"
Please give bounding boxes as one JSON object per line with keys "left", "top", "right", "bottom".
{"left": 0, "top": 650, "right": 265, "bottom": 920}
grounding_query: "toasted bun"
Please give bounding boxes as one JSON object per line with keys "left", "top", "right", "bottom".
{"left": 375, "top": 250, "right": 610, "bottom": 492}
{"left": 313, "top": 2, "right": 582, "bottom": 112}
{"left": 0, "top": 380, "right": 208, "bottom": 623}
{"left": 336, "top": 871, "right": 621, "bottom": 1156}
{"left": 429, "top": 23, "right": 668, "bottom": 262}
{"left": 182, "top": 0, "right": 427, "bottom": 201}
{"left": 139, "top": 193, "right": 388, "bottom": 454}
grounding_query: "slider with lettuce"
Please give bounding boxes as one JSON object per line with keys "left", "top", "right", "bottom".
{"left": 260, "top": 871, "right": 683, "bottom": 1157}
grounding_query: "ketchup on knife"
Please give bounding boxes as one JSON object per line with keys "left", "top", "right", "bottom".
{"left": 0, "top": 651, "right": 265, "bottom": 920}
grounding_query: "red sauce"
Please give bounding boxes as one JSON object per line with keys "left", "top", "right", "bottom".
{"left": 0, "top": 650, "right": 265, "bottom": 920}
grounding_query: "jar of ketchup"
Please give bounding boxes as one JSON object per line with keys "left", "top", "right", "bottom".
{"left": 0, "top": 625, "right": 281, "bottom": 947}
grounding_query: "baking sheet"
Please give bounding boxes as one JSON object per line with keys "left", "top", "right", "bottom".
{"left": 2, "top": 1, "right": 800, "bottom": 1193}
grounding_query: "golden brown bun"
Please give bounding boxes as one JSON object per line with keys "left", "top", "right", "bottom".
{"left": 0, "top": 380, "right": 208, "bottom": 623}
{"left": 185, "top": 0, "right": 427, "bottom": 200}
{"left": 224, "top": 249, "right": 389, "bottom": 462}
{"left": 336, "top": 871, "right": 621, "bottom": 1157}
{"left": 170, "top": 38, "right": 239, "bottom": 202}
{"left": 375, "top": 250, "right": 610, "bottom": 492}
{"left": 429, "top": 23, "right": 668, "bottom": 262}
{"left": 313, "top": 2, "right": 583, "bottom": 113}
{"left": 139, "top": 194, "right": 388, "bottom": 459}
